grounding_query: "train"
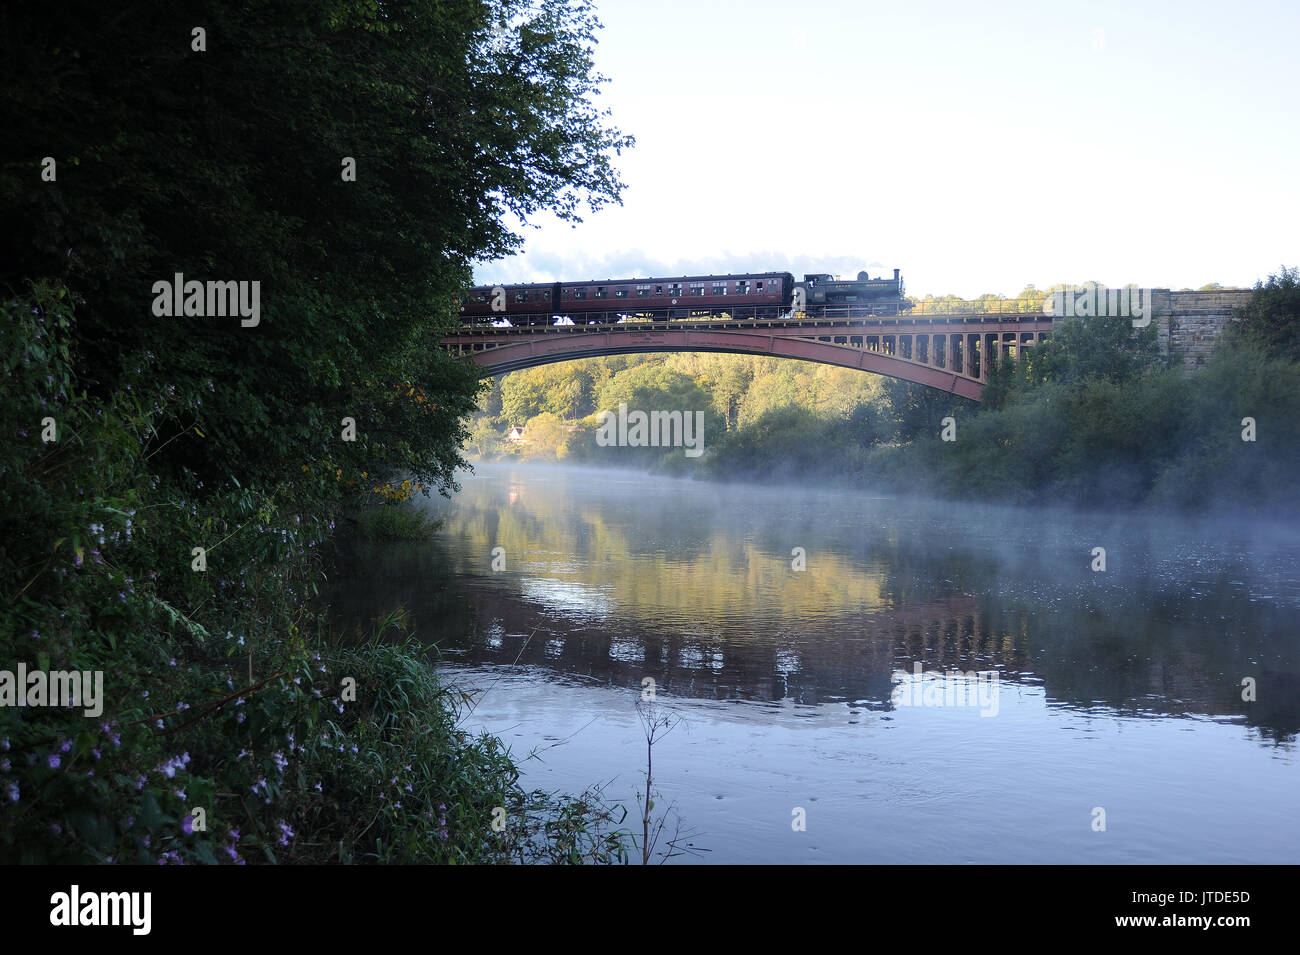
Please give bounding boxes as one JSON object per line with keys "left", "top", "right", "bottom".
{"left": 459, "top": 267, "right": 906, "bottom": 326}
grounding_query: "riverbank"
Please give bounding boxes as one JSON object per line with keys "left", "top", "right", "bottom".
{"left": 0, "top": 285, "right": 629, "bottom": 864}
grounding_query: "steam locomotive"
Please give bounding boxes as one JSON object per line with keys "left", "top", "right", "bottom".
{"left": 459, "top": 267, "right": 905, "bottom": 326}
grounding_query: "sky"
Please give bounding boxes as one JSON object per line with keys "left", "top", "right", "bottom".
{"left": 473, "top": 0, "right": 1299, "bottom": 299}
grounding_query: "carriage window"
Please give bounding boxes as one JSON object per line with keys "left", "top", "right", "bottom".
{"left": 669, "top": 284, "right": 682, "bottom": 296}
{"left": 572, "top": 289, "right": 586, "bottom": 300}
{"left": 514, "top": 291, "right": 527, "bottom": 303}
{"left": 656, "top": 285, "right": 663, "bottom": 294}
{"left": 688, "top": 282, "right": 705, "bottom": 297}
{"left": 757, "top": 282, "right": 764, "bottom": 291}
{"left": 594, "top": 287, "right": 607, "bottom": 299}
{"left": 636, "top": 285, "right": 652, "bottom": 297}
{"left": 736, "top": 281, "right": 750, "bottom": 294}
{"left": 615, "top": 288, "right": 629, "bottom": 298}
{"left": 711, "top": 283, "right": 727, "bottom": 295}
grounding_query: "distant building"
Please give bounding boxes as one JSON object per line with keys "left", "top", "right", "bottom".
{"left": 506, "top": 426, "right": 526, "bottom": 443}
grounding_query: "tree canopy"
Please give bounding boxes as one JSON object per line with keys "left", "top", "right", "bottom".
{"left": 0, "top": 0, "right": 633, "bottom": 494}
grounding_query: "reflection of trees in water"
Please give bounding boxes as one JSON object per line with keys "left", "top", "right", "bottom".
{"left": 323, "top": 481, "right": 1300, "bottom": 744}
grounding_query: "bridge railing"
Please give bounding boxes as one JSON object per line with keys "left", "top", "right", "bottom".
{"left": 451, "top": 298, "right": 1054, "bottom": 330}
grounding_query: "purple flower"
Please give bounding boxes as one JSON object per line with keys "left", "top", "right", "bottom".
{"left": 58, "top": 739, "right": 72, "bottom": 753}
{"left": 5, "top": 783, "right": 18, "bottom": 803}
{"left": 181, "top": 814, "right": 194, "bottom": 835}
{"left": 47, "top": 754, "right": 61, "bottom": 769}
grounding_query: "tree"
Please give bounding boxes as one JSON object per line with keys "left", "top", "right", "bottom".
{"left": 1231, "top": 266, "right": 1300, "bottom": 362}
{"left": 522, "top": 412, "right": 570, "bottom": 460}
{"left": 0, "top": 0, "right": 633, "bottom": 496}
{"left": 1021, "top": 311, "right": 1161, "bottom": 389}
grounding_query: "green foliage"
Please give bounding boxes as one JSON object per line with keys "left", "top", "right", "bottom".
{"left": 1230, "top": 266, "right": 1300, "bottom": 362}
{"left": 354, "top": 502, "right": 442, "bottom": 542}
{"left": 0, "top": 1, "right": 636, "bottom": 864}
{"left": 1, "top": 0, "right": 632, "bottom": 500}
{"left": 1018, "top": 311, "right": 1162, "bottom": 390}
{"left": 0, "top": 284, "right": 629, "bottom": 863}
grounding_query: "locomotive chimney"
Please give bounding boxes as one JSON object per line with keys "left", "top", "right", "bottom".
{"left": 893, "top": 268, "right": 900, "bottom": 281}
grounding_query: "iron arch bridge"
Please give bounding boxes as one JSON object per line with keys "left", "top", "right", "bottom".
{"left": 443, "top": 307, "right": 1054, "bottom": 401}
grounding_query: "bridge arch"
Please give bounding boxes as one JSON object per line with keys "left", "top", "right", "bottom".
{"left": 453, "top": 327, "right": 987, "bottom": 400}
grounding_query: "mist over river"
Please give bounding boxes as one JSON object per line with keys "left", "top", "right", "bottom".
{"left": 326, "top": 463, "right": 1300, "bottom": 864}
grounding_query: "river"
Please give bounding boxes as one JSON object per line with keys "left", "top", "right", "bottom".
{"left": 326, "top": 463, "right": 1300, "bottom": 864}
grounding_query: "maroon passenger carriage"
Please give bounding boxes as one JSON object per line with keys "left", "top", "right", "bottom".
{"left": 457, "top": 268, "right": 904, "bottom": 326}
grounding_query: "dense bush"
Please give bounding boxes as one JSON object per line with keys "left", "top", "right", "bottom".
{"left": 1, "top": 0, "right": 635, "bottom": 863}
{"left": 0, "top": 281, "right": 628, "bottom": 865}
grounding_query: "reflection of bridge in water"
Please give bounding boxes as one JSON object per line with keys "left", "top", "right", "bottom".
{"left": 328, "top": 546, "right": 1299, "bottom": 742}
{"left": 378, "top": 584, "right": 1292, "bottom": 740}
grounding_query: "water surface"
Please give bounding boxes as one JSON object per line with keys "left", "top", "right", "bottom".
{"left": 328, "top": 464, "right": 1300, "bottom": 863}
